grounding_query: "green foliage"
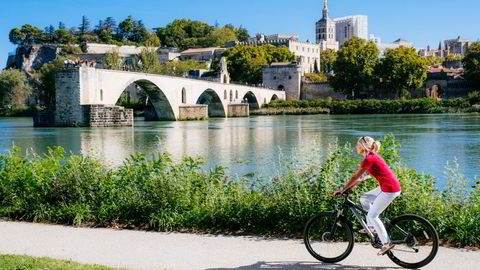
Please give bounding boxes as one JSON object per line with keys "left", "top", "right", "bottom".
{"left": 104, "top": 50, "right": 124, "bottom": 70}
{"left": 468, "top": 91, "right": 480, "bottom": 105}
{"left": 263, "top": 98, "right": 472, "bottom": 114}
{"left": 330, "top": 37, "right": 380, "bottom": 99}
{"left": 425, "top": 56, "right": 444, "bottom": 66}
{"left": 376, "top": 47, "right": 428, "bottom": 98}
{"left": 9, "top": 24, "right": 45, "bottom": 45}
{"left": 31, "top": 56, "right": 67, "bottom": 106}
{"left": 320, "top": 49, "right": 337, "bottom": 74}
{"left": 0, "top": 255, "right": 121, "bottom": 269}
{"left": 304, "top": 73, "right": 328, "bottom": 82}
{"left": 156, "top": 19, "right": 214, "bottom": 49}
{"left": 0, "top": 69, "right": 31, "bottom": 107}
{"left": 201, "top": 27, "right": 238, "bottom": 47}
{"left": 134, "top": 48, "right": 207, "bottom": 76}
{"left": 0, "top": 135, "right": 478, "bottom": 246}
{"left": 463, "top": 42, "right": 480, "bottom": 87}
{"left": 224, "top": 45, "right": 295, "bottom": 84}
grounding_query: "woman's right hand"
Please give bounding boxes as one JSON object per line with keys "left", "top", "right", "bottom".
{"left": 333, "top": 188, "right": 344, "bottom": 196}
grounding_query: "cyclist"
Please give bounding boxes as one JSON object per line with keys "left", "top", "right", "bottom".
{"left": 334, "top": 136, "right": 401, "bottom": 256}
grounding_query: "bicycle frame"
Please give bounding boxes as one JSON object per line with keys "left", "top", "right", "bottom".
{"left": 333, "top": 193, "right": 410, "bottom": 245}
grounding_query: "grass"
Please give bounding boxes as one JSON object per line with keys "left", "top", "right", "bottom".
{"left": 0, "top": 255, "right": 122, "bottom": 270}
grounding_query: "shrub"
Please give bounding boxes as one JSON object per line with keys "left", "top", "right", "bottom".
{"left": 0, "top": 135, "right": 478, "bottom": 246}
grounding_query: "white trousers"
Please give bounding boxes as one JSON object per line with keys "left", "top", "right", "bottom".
{"left": 360, "top": 187, "right": 401, "bottom": 244}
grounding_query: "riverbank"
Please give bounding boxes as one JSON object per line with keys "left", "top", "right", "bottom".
{"left": 251, "top": 107, "right": 329, "bottom": 115}
{"left": 0, "top": 106, "right": 34, "bottom": 117}
{"left": 0, "top": 135, "right": 478, "bottom": 247}
{"left": 263, "top": 97, "right": 480, "bottom": 114}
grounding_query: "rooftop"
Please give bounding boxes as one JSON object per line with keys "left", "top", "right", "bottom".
{"left": 181, "top": 47, "right": 225, "bottom": 54}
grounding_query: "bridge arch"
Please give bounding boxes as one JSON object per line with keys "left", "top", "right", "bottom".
{"left": 118, "top": 79, "right": 176, "bottom": 121}
{"left": 271, "top": 94, "right": 279, "bottom": 101}
{"left": 196, "top": 89, "right": 226, "bottom": 118}
{"left": 242, "top": 91, "right": 259, "bottom": 110}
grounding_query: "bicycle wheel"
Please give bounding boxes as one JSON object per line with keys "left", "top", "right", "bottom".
{"left": 386, "top": 214, "right": 439, "bottom": 269}
{"left": 303, "top": 212, "right": 354, "bottom": 263}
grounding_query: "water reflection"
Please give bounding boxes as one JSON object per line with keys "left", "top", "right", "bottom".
{"left": 1, "top": 114, "right": 479, "bottom": 186}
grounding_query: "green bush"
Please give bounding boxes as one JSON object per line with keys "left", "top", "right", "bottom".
{"left": 264, "top": 98, "right": 476, "bottom": 114}
{"left": 468, "top": 91, "right": 480, "bottom": 105}
{"left": 0, "top": 135, "right": 478, "bottom": 246}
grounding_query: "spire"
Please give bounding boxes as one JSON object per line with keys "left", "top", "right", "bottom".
{"left": 323, "top": 0, "right": 329, "bottom": 19}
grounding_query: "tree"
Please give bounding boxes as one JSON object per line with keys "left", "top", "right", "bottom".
{"left": 131, "top": 20, "right": 149, "bottom": 43}
{"left": 79, "top": 15, "right": 90, "bottom": 35}
{"left": 463, "top": 42, "right": 480, "bottom": 87}
{"left": 9, "top": 28, "right": 26, "bottom": 45}
{"left": 9, "top": 24, "right": 44, "bottom": 45}
{"left": 117, "top": 16, "right": 134, "bottom": 41}
{"left": 320, "top": 49, "right": 337, "bottom": 74}
{"left": 223, "top": 45, "right": 295, "bottom": 84}
{"left": 0, "top": 69, "right": 32, "bottom": 107}
{"left": 330, "top": 37, "right": 380, "bottom": 99}
{"left": 58, "top": 22, "right": 66, "bottom": 30}
{"left": 105, "top": 50, "right": 124, "bottom": 70}
{"left": 202, "top": 27, "right": 237, "bottom": 47}
{"left": 424, "top": 55, "right": 444, "bottom": 66}
{"left": 376, "top": 47, "right": 428, "bottom": 98}
{"left": 156, "top": 19, "right": 213, "bottom": 49}
{"left": 32, "top": 57, "right": 66, "bottom": 106}
{"left": 145, "top": 33, "right": 161, "bottom": 47}
{"left": 236, "top": 26, "right": 250, "bottom": 42}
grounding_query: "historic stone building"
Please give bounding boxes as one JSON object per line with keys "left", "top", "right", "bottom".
{"left": 444, "top": 36, "right": 472, "bottom": 56}
{"left": 226, "top": 36, "right": 320, "bottom": 74}
{"left": 315, "top": 0, "right": 339, "bottom": 51}
{"left": 262, "top": 62, "right": 302, "bottom": 100}
{"left": 369, "top": 35, "right": 414, "bottom": 57}
{"left": 315, "top": 1, "right": 368, "bottom": 49}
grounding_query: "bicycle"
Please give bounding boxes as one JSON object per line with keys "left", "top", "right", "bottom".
{"left": 303, "top": 189, "right": 439, "bottom": 269}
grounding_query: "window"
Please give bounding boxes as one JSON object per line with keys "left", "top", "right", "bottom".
{"left": 230, "top": 90, "right": 233, "bottom": 102}
{"left": 273, "top": 76, "right": 277, "bottom": 80}
{"left": 235, "top": 90, "right": 238, "bottom": 99}
{"left": 181, "top": 87, "right": 186, "bottom": 103}
{"left": 100, "top": 89, "right": 103, "bottom": 101}
{"left": 224, "top": 90, "right": 227, "bottom": 100}
{"left": 289, "top": 76, "right": 292, "bottom": 80}
{"left": 302, "top": 47, "right": 305, "bottom": 52}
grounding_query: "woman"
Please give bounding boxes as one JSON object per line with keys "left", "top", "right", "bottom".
{"left": 334, "top": 136, "right": 401, "bottom": 256}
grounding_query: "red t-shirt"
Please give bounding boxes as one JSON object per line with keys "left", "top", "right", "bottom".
{"left": 360, "top": 152, "right": 401, "bottom": 192}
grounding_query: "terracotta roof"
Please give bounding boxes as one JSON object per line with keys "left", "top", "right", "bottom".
{"left": 181, "top": 47, "right": 225, "bottom": 54}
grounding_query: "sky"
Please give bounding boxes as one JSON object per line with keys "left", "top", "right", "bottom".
{"left": 2, "top": 0, "right": 480, "bottom": 68}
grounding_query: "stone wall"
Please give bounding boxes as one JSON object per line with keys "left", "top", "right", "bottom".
{"left": 55, "top": 68, "right": 85, "bottom": 126}
{"left": 228, "top": 104, "right": 249, "bottom": 117}
{"left": 84, "top": 105, "right": 133, "bottom": 127}
{"left": 178, "top": 105, "right": 208, "bottom": 120}
{"left": 33, "top": 109, "right": 55, "bottom": 127}
{"left": 262, "top": 63, "right": 302, "bottom": 100}
{"left": 301, "top": 81, "right": 346, "bottom": 100}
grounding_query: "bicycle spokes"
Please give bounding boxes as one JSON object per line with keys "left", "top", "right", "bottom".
{"left": 387, "top": 215, "right": 438, "bottom": 268}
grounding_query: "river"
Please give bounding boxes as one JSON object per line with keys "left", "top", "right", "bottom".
{"left": 1, "top": 114, "right": 479, "bottom": 187}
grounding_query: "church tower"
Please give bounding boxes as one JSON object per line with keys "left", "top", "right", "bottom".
{"left": 316, "top": 0, "right": 338, "bottom": 51}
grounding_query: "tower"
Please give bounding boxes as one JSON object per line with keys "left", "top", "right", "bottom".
{"left": 323, "top": 0, "right": 329, "bottom": 19}
{"left": 316, "top": 0, "right": 338, "bottom": 50}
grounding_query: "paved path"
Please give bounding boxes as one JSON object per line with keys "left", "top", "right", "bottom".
{"left": 0, "top": 221, "right": 478, "bottom": 270}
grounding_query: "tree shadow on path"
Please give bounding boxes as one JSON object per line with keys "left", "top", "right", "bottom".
{"left": 207, "top": 261, "right": 405, "bottom": 270}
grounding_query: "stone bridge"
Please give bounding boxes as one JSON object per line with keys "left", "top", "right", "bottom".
{"left": 53, "top": 67, "right": 285, "bottom": 126}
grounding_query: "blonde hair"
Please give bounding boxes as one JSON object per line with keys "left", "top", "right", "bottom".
{"left": 357, "top": 136, "right": 381, "bottom": 153}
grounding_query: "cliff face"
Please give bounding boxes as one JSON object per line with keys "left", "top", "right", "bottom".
{"left": 12, "top": 45, "right": 61, "bottom": 75}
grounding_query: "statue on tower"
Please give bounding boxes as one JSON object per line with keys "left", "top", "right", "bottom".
{"left": 323, "top": 0, "right": 329, "bottom": 19}
{"left": 220, "top": 57, "right": 230, "bottom": 84}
